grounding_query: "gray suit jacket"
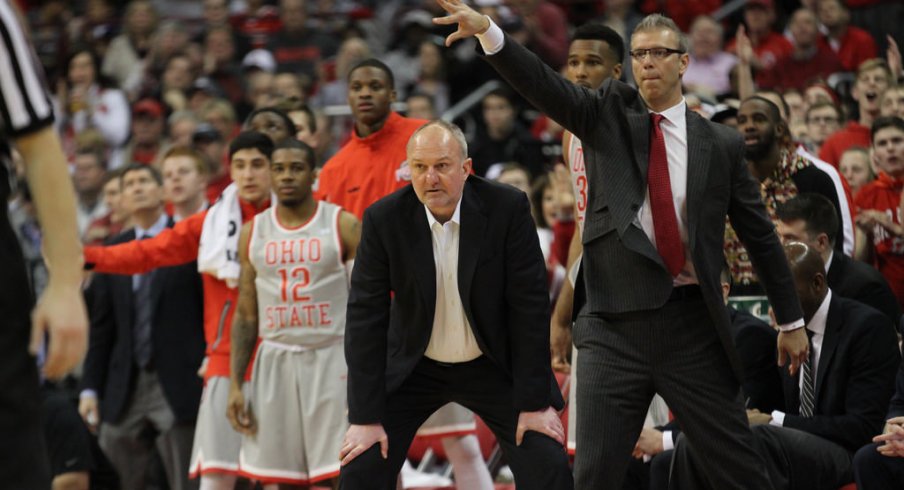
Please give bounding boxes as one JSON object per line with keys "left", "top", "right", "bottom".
{"left": 481, "top": 35, "right": 803, "bottom": 377}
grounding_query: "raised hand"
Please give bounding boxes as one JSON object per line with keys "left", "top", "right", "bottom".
{"left": 887, "top": 35, "right": 901, "bottom": 84}
{"left": 433, "top": 0, "right": 491, "bottom": 47}
{"left": 735, "top": 25, "right": 754, "bottom": 66}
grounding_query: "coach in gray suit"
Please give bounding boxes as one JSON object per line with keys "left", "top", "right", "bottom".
{"left": 435, "top": 2, "right": 809, "bottom": 489}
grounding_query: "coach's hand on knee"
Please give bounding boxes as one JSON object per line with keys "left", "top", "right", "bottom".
{"left": 226, "top": 383, "right": 256, "bottom": 435}
{"left": 516, "top": 407, "right": 565, "bottom": 446}
{"left": 340, "top": 423, "right": 388, "bottom": 466}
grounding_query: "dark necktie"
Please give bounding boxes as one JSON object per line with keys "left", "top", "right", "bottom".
{"left": 799, "top": 329, "right": 816, "bottom": 417}
{"left": 647, "top": 113, "right": 685, "bottom": 277}
{"left": 133, "top": 234, "right": 153, "bottom": 369}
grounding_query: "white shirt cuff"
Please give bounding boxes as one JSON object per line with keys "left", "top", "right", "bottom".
{"left": 662, "top": 430, "right": 674, "bottom": 451}
{"left": 770, "top": 410, "right": 785, "bottom": 427}
{"left": 475, "top": 16, "right": 505, "bottom": 55}
{"left": 777, "top": 319, "right": 805, "bottom": 332}
{"left": 80, "top": 389, "right": 98, "bottom": 400}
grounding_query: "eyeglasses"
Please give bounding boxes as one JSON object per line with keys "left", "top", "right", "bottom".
{"left": 629, "top": 48, "right": 685, "bottom": 60}
{"left": 807, "top": 116, "right": 839, "bottom": 125}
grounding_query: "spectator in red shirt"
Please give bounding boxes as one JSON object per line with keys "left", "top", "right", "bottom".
{"left": 266, "top": 0, "right": 338, "bottom": 85}
{"left": 638, "top": 0, "right": 721, "bottom": 33}
{"left": 758, "top": 8, "right": 843, "bottom": 92}
{"left": 507, "top": 0, "right": 570, "bottom": 69}
{"left": 820, "top": 58, "right": 893, "bottom": 166}
{"left": 726, "top": 0, "right": 793, "bottom": 81}
{"left": 855, "top": 116, "right": 904, "bottom": 307}
{"left": 230, "top": 0, "right": 281, "bottom": 51}
{"left": 121, "top": 98, "right": 168, "bottom": 166}
{"left": 816, "top": 0, "right": 878, "bottom": 72}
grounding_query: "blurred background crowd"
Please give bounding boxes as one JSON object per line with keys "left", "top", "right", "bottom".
{"left": 10, "top": 0, "right": 904, "bottom": 488}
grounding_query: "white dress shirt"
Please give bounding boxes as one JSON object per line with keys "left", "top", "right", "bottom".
{"left": 771, "top": 289, "right": 831, "bottom": 426}
{"left": 423, "top": 199, "right": 483, "bottom": 363}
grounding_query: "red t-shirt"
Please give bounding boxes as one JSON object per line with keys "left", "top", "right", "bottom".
{"left": 727, "top": 31, "right": 794, "bottom": 72}
{"left": 757, "top": 45, "right": 844, "bottom": 92}
{"left": 822, "top": 27, "right": 878, "bottom": 72}
{"left": 315, "top": 112, "right": 427, "bottom": 219}
{"left": 854, "top": 172, "right": 904, "bottom": 307}
{"left": 819, "top": 121, "right": 871, "bottom": 168}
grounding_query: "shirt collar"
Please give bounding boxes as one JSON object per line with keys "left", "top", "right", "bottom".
{"left": 424, "top": 195, "right": 463, "bottom": 229}
{"left": 807, "top": 289, "right": 832, "bottom": 337}
{"left": 134, "top": 213, "right": 168, "bottom": 239}
{"left": 650, "top": 97, "right": 687, "bottom": 125}
{"left": 824, "top": 249, "right": 834, "bottom": 275}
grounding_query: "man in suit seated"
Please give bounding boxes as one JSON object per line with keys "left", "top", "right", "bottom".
{"left": 80, "top": 164, "right": 206, "bottom": 490}
{"left": 776, "top": 193, "right": 901, "bottom": 330}
{"left": 853, "top": 356, "right": 904, "bottom": 488}
{"left": 338, "top": 120, "right": 572, "bottom": 489}
{"left": 670, "top": 242, "right": 900, "bottom": 490}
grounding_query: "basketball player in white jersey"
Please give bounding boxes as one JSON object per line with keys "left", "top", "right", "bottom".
{"left": 227, "top": 138, "right": 361, "bottom": 489}
{"left": 548, "top": 24, "right": 669, "bottom": 458}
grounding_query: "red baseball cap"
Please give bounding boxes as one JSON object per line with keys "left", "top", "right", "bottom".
{"left": 133, "top": 98, "right": 164, "bottom": 119}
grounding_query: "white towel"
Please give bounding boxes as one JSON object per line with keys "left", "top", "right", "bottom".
{"left": 198, "top": 183, "right": 242, "bottom": 288}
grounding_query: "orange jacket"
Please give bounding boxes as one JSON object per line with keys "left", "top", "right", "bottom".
{"left": 84, "top": 199, "right": 269, "bottom": 380}
{"left": 315, "top": 112, "right": 427, "bottom": 219}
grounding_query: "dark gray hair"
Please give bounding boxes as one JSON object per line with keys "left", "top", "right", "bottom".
{"left": 632, "top": 14, "right": 689, "bottom": 53}
{"left": 408, "top": 120, "right": 469, "bottom": 161}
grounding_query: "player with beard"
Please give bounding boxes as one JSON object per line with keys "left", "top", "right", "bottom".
{"left": 725, "top": 96, "right": 844, "bottom": 294}
{"left": 227, "top": 138, "right": 360, "bottom": 488}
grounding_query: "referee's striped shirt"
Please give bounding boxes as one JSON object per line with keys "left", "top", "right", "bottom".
{"left": 0, "top": 0, "right": 55, "bottom": 200}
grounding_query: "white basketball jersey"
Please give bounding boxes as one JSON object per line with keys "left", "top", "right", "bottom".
{"left": 566, "top": 132, "right": 588, "bottom": 233}
{"left": 248, "top": 202, "right": 347, "bottom": 346}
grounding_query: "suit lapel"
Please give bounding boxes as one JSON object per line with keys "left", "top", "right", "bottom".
{"left": 685, "top": 111, "right": 712, "bottom": 251}
{"left": 814, "top": 296, "right": 842, "bottom": 403}
{"left": 457, "top": 182, "right": 486, "bottom": 323}
{"left": 406, "top": 192, "right": 437, "bottom": 320}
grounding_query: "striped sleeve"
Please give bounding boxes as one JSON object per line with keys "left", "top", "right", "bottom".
{"left": 0, "top": 0, "right": 54, "bottom": 138}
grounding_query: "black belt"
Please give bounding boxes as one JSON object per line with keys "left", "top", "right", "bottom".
{"left": 667, "top": 285, "right": 702, "bottom": 302}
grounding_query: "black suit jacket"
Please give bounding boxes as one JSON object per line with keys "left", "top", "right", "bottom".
{"left": 827, "top": 252, "right": 901, "bottom": 330}
{"left": 82, "top": 220, "right": 206, "bottom": 423}
{"left": 729, "top": 307, "right": 784, "bottom": 413}
{"left": 780, "top": 294, "right": 899, "bottom": 453}
{"left": 345, "top": 177, "right": 562, "bottom": 424}
{"left": 481, "top": 34, "right": 803, "bottom": 379}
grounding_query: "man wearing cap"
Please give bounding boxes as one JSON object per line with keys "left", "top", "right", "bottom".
{"left": 193, "top": 123, "right": 232, "bottom": 203}
{"left": 123, "top": 98, "right": 169, "bottom": 166}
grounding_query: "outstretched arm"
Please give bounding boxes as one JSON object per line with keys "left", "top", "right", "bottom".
{"left": 433, "top": 0, "right": 603, "bottom": 142}
{"left": 85, "top": 212, "right": 205, "bottom": 274}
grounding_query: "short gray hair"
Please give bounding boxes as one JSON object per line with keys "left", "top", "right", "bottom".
{"left": 632, "top": 14, "right": 689, "bottom": 53}
{"left": 408, "top": 120, "right": 469, "bottom": 161}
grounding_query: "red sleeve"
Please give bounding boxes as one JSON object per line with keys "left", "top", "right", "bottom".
{"left": 314, "top": 163, "right": 336, "bottom": 202}
{"left": 85, "top": 212, "right": 206, "bottom": 274}
{"left": 819, "top": 138, "right": 839, "bottom": 167}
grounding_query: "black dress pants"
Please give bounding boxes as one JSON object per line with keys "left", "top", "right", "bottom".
{"left": 339, "top": 356, "right": 573, "bottom": 490}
